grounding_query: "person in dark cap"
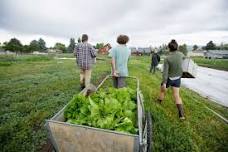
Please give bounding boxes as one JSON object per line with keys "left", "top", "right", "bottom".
{"left": 150, "top": 49, "right": 160, "bottom": 73}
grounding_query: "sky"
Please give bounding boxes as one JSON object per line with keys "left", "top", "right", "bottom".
{"left": 0, "top": 0, "right": 228, "bottom": 47}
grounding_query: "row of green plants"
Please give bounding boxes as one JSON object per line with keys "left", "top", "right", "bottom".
{"left": 0, "top": 55, "right": 110, "bottom": 151}
{"left": 64, "top": 87, "right": 137, "bottom": 134}
{"left": 193, "top": 56, "right": 228, "bottom": 71}
{"left": 0, "top": 55, "right": 227, "bottom": 151}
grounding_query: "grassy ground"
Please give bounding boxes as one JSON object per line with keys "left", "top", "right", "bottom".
{"left": 128, "top": 56, "right": 227, "bottom": 152}
{"left": 0, "top": 54, "right": 109, "bottom": 151}
{"left": 192, "top": 57, "right": 228, "bottom": 71}
{"left": 0, "top": 54, "right": 227, "bottom": 152}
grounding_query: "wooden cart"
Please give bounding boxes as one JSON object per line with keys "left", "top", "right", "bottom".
{"left": 45, "top": 76, "right": 152, "bottom": 152}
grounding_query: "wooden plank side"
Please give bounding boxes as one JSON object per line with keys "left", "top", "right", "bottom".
{"left": 48, "top": 122, "right": 138, "bottom": 152}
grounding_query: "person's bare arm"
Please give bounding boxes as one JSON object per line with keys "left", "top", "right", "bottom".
{"left": 162, "top": 58, "right": 169, "bottom": 86}
{"left": 111, "top": 58, "right": 118, "bottom": 77}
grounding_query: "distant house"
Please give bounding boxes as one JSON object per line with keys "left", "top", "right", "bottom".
{"left": 129, "top": 47, "right": 139, "bottom": 55}
{"left": 204, "top": 50, "right": 228, "bottom": 59}
{"left": 189, "top": 49, "right": 205, "bottom": 57}
{"left": 47, "top": 49, "right": 63, "bottom": 54}
{"left": 138, "top": 47, "right": 151, "bottom": 55}
{"left": 129, "top": 47, "right": 141, "bottom": 56}
{"left": 98, "top": 43, "right": 111, "bottom": 55}
{"left": 129, "top": 47, "right": 137, "bottom": 53}
{"left": 0, "top": 50, "right": 15, "bottom": 55}
{"left": 130, "top": 47, "right": 152, "bottom": 56}
{"left": 33, "top": 51, "right": 48, "bottom": 55}
{"left": 0, "top": 50, "right": 5, "bottom": 55}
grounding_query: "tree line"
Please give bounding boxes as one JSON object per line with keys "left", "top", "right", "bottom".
{"left": 1, "top": 38, "right": 227, "bottom": 55}
{"left": 0, "top": 37, "right": 78, "bottom": 53}
{"left": 201, "top": 41, "right": 228, "bottom": 50}
{"left": 154, "top": 40, "right": 228, "bottom": 56}
{"left": 191, "top": 41, "right": 228, "bottom": 51}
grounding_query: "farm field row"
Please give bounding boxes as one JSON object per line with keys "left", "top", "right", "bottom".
{"left": 0, "top": 54, "right": 227, "bottom": 152}
{"left": 192, "top": 57, "right": 228, "bottom": 71}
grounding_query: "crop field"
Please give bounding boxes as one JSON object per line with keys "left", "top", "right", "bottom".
{"left": 0, "top": 54, "right": 227, "bottom": 152}
{"left": 192, "top": 57, "right": 228, "bottom": 71}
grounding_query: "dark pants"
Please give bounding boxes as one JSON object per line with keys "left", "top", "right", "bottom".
{"left": 113, "top": 77, "right": 126, "bottom": 88}
{"left": 166, "top": 78, "right": 181, "bottom": 88}
{"left": 160, "top": 78, "right": 181, "bottom": 88}
{"left": 150, "top": 64, "right": 157, "bottom": 73}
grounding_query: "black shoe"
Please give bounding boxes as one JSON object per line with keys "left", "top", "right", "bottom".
{"left": 156, "top": 99, "right": 163, "bottom": 104}
{"left": 80, "top": 85, "right": 85, "bottom": 91}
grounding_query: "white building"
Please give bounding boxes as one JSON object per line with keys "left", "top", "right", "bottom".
{"left": 204, "top": 50, "right": 228, "bottom": 59}
{"left": 188, "top": 49, "right": 205, "bottom": 57}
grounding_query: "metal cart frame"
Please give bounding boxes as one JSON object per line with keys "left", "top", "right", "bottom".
{"left": 45, "top": 75, "right": 152, "bottom": 152}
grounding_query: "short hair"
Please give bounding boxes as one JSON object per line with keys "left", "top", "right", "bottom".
{"left": 82, "top": 34, "right": 88, "bottom": 42}
{"left": 117, "top": 35, "right": 129, "bottom": 44}
{"left": 168, "top": 39, "right": 178, "bottom": 51}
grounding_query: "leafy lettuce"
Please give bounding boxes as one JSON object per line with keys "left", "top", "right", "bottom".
{"left": 64, "top": 87, "right": 138, "bottom": 134}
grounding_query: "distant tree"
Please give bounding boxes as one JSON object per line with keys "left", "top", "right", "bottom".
{"left": 2, "top": 42, "right": 7, "bottom": 51}
{"left": 205, "top": 41, "right": 216, "bottom": 50}
{"left": 0, "top": 42, "right": 2, "bottom": 50}
{"left": 223, "top": 43, "right": 228, "bottom": 50}
{"left": 67, "top": 38, "right": 75, "bottom": 53}
{"left": 23, "top": 45, "right": 31, "bottom": 53}
{"left": 155, "top": 44, "right": 168, "bottom": 55}
{"left": 78, "top": 37, "right": 81, "bottom": 43}
{"left": 179, "top": 44, "right": 188, "bottom": 56}
{"left": 3, "top": 38, "right": 23, "bottom": 53}
{"left": 95, "top": 43, "right": 104, "bottom": 49}
{"left": 217, "top": 42, "right": 228, "bottom": 50}
{"left": 54, "top": 43, "right": 67, "bottom": 53}
{"left": 193, "top": 45, "right": 198, "bottom": 51}
{"left": 29, "top": 40, "right": 40, "bottom": 52}
{"left": 38, "top": 38, "right": 47, "bottom": 51}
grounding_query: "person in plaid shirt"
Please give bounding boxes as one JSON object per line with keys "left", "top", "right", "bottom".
{"left": 75, "top": 34, "right": 96, "bottom": 90}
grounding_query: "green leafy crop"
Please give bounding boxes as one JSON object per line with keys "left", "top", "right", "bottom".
{"left": 64, "top": 87, "right": 138, "bottom": 134}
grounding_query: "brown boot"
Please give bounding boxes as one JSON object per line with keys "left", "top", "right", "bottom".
{"left": 176, "top": 104, "right": 185, "bottom": 120}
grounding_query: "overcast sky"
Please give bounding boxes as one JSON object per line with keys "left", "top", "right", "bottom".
{"left": 0, "top": 0, "right": 228, "bottom": 47}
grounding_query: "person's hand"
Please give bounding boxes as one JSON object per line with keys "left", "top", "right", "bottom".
{"left": 112, "top": 70, "right": 118, "bottom": 77}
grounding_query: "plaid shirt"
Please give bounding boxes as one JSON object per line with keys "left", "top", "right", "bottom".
{"left": 75, "top": 42, "right": 96, "bottom": 70}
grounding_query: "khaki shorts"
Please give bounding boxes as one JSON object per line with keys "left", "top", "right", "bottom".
{"left": 80, "top": 69, "right": 92, "bottom": 87}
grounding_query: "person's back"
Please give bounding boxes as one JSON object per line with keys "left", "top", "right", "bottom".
{"left": 166, "top": 51, "right": 184, "bottom": 78}
{"left": 111, "top": 45, "right": 131, "bottom": 76}
{"left": 75, "top": 34, "right": 96, "bottom": 90}
{"left": 76, "top": 42, "right": 96, "bottom": 70}
{"left": 150, "top": 52, "right": 160, "bottom": 73}
{"left": 152, "top": 53, "right": 159, "bottom": 66}
{"left": 109, "top": 35, "right": 130, "bottom": 88}
{"left": 159, "top": 39, "right": 185, "bottom": 120}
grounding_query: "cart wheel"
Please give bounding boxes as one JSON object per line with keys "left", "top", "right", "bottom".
{"left": 146, "top": 112, "right": 152, "bottom": 152}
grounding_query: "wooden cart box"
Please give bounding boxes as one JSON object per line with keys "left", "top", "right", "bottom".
{"left": 46, "top": 108, "right": 139, "bottom": 152}
{"left": 45, "top": 76, "right": 152, "bottom": 152}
